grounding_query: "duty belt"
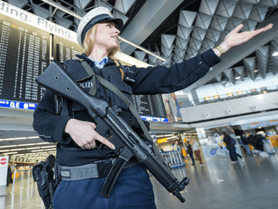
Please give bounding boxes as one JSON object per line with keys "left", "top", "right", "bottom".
{"left": 58, "top": 157, "right": 138, "bottom": 181}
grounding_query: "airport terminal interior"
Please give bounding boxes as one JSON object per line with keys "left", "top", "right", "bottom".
{"left": 1, "top": 0, "right": 278, "bottom": 208}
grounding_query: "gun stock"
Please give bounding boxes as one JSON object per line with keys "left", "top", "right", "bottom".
{"left": 36, "top": 61, "right": 108, "bottom": 119}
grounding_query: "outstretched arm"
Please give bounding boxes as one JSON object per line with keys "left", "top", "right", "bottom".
{"left": 214, "top": 23, "right": 273, "bottom": 57}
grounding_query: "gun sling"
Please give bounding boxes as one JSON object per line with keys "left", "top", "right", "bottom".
{"left": 80, "top": 61, "right": 165, "bottom": 197}
{"left": 81, "top": 61, "right": 164, "bottom": 162}
{"left": 35, "top": 61, "right": 189, "bottom": 203}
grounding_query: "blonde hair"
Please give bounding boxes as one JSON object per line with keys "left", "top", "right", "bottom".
{"left": 83, "top": 22, "right": 124, "bottom": 80}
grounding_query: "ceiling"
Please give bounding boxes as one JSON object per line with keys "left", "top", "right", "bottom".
{"left": 5, "top": 0, "right": 278, "bottom": 86}
{"left": 1, "top": 0, "right": 278, "bottom": 158}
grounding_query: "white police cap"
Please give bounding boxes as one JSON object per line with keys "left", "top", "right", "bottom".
{"left": 77, "top": 7, "right": 123, "bottom": 48}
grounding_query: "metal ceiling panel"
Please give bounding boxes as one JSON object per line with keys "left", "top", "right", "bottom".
{"left": 195, "top": 13, "right": 213, "bottom": 30}
{"left": 120, "top": 0, "right": 184, "bottom": 55}
{"left": 244, "top": 57, "right": 256, "bottom": 80}
{"left": 192, "top": 27, "right": 207, "bottom": 41}
{"left": 216, "top": 0, "right": 238, "bottom": 18}
{"left": 115, "top": 0, "right": 136, "bottom": 14}
{"left": 205, "top": 28, "right": 221, "bottom": 42}
{"left": 161, "top": 34, "right": 176, "bottom": 49}
{"left": 256, "top": 45, "right": 269, "bottom": 78}
{"left": 199, "top": 0, "right": 220, "bottom": 16}
{"left": 233, "top": 2, "right": 253, "bottom": 20}
{"left": 249, "top": 4, "right": 269, "bottom": 21}
{"left": 179, "top": 10, "right": 197, "bottom": 28}
{"left": 73, "top": 0, "right": 91, "bottom": 9}
{"left": 134, "top": 50, "right": 146, "bottom": 61}
{"left": 260, "top": 0, "right": 278, "bottom": 7}
{"left": 177, "top": 25, "right": 192, "bottom": 40}
{"left": 210, "top": 16, "right": 229, "bottom": 31}
{"left": 8, "top": 0, "right": 28, "bottom": 8}
{"left": 175, "top": 36, "right": 189, "bottom": 50}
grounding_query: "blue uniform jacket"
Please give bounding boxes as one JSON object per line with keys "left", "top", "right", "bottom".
{"left": 33, "top": 49, "right": 220, "bottom": 166}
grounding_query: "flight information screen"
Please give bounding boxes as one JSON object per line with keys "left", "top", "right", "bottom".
{"left": 53, "top": 35, "right": 83, "bottom": 63}
{"left": 131, "top": 94, "right": 167, "bottom": 120}
{"left": 0, "top": 13, "right": 49, "bottom": 103}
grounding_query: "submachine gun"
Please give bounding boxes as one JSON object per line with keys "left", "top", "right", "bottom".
{"left": 36, "top": 61, "right": 189, "bottom": 203}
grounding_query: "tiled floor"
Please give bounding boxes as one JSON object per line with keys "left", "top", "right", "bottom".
{"left": 1, "top": 153, "right": 278, "bottom": 209}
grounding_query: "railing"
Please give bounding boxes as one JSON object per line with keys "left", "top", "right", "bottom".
{"left": 178, "top": 90, "right": 278, "bottom": 123}
{"left": 5, "top": 169, "right": 43, "bottom": 209}
{"left": 179, "top": 86, "right": 278, "bottom": 108}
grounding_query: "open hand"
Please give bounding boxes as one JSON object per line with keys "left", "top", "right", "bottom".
{"left": 221, "top": 23, "right": 273, "bottom": 53}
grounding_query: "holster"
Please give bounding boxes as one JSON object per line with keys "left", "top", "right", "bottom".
{"left": 33, "top": 155, "right": 59, "bottom": 209}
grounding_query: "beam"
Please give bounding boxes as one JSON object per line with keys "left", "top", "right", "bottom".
{"left": 120, "top": 0, "right": 184, "bottom": 55}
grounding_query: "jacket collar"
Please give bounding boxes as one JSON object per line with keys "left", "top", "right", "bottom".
{"left": 76, "top": 54, "right": 115, "bottom": 67}
{"left": 70, "top": 54, "right": 116, "bottom": 82}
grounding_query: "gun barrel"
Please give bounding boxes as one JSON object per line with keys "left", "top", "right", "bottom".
{"left": 105, "top": 107, "right": 189, "bottom": 202}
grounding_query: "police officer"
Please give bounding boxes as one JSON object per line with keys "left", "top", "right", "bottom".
{"left": 33, "top": 6, "right": 273, "bottom": 209}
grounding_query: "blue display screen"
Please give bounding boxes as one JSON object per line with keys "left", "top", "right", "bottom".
{"left": 141, "top": 115, "right": 168, "bottom": 122}
{"left": 0, "top": 99, "right": 37, "bottom": 110}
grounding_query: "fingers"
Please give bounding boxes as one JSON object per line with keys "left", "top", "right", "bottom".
{"left": 90, "top": 122, "right": 97, "bottom": 129}
{"left": 252, "top": 24, "right": 273, "bottom": 38}
{"left": 81, "top": 141, "right": 96, "bottom": 150}
{"left": 263, "top": 23, "right": 273, "bottom": 31}
{"left": 94, "top": 132, "right": 116, "bottom": 150}
{"left": 233, "top": 24, "right": 244, "bottom": 33}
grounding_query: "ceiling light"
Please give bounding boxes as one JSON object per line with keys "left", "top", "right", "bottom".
{"left": 26, "top": 147, "right": 41, "bottom": 150}
{"left": 8, "top": 148, "right": 26, "bottom": 151}
{"left": 0, "top": 145, "right": 18, "bottom": 148}
{"left": 272, "top": 52, "right": 278, "bottom": 56}
{"left": 204, "top": 96, "right": 210, "bottom": 101}
{"left": 4, "top": 152, "right": 18, "bottom": 155}
{"left": 4, "top": 137, "right": 27, "bottom": 141}
{"left": 254, "top": 70, "right": 258, "bottom": 73}
{"left": 31, "top": 150, "right": 45, "bottom": 152}
{"left": 36, "top": 142, "right": 54, "bottom": 145}
{"left": 235, "top": 76, "right": 241, "bottom": 80}
{"left": 0, "top": 150, "right": 10, "bottom": 152}
{"left": 18, "top": 143, "right": 36, "bottom": 146}
{"left": 41, "top": 146, "right": 56, "bottom": 148}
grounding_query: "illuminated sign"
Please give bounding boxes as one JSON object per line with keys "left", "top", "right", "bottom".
{"left": 140, "top": 116, "right": 168, "bottom": 122}
{"left": 0, "top": 1, "right": 77, "bottom": 42}
{"left": 0, "top": 99, "right": 37, "bottom": 110}
{"left": 157, "top": 138, "right": 168, "bottom": 144}
{"left": 249, "top": 123, "right": 259, "bottom": 128}
{"left": 269, "top": 120, "right": 278, "bottom": 125}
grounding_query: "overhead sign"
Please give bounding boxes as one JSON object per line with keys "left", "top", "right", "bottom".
{"left": 249, "top": 123, "right": 259, "bottom": 128}
{"left": 0, "top": 99, "right": 37, "bottom": 110}
{"left": 157, "top": 138, "right": 168, "bottom": 144}
{"left": 0, "top": 1, "right": 77, "bottom": 42}
{"left": 141, "top": 115, "right": 168, "bottom": 122}
{"left": 268, "top": 120, "right": 278, "bottom": 125}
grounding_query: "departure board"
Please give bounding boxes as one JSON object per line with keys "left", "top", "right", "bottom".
{"left": 53, "top": 35, "right": 83, "bottom": 63}
{"left": 131, "top": 94, "right": 167, "bottom": 118}
{"left": 0, "top": 13, "right": 49, "bottom": 102}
